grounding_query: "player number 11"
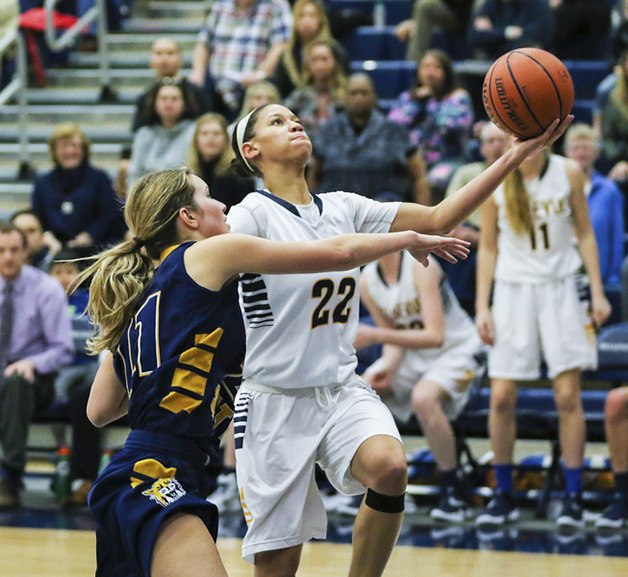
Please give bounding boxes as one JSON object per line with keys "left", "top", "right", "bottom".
{"left": 529, "top": 222, "right": 549, "bottom": 251}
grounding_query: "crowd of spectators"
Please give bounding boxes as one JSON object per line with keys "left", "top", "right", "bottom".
{"left": 0, "top": 0, "right": 626, "bottom": 530}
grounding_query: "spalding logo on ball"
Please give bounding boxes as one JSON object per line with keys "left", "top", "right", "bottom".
{"left": 482, "top": 47, "right": 574, "bottom": 140}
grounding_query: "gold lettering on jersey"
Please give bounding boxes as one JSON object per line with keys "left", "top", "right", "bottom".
{"left": 391, "top": 297, "right": 422, "bottom": 319}
{"left": 531, "top": 197, "right": 569, "bottom": 219}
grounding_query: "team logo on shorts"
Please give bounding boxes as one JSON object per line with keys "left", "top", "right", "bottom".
{"left": 142, "top": 477, "right": 186, "bottom": 507}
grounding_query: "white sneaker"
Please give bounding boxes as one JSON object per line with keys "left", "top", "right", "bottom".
{"left": 208, "top": 473, "right": 241, "bottom": 514}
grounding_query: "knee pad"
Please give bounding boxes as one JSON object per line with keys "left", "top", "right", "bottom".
{"left": 365, "top": 488, "right": 405, "bottom": 514}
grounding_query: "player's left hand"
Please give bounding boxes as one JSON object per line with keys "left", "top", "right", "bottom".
{"left": 408, "top": 234, "right": 470, "bottom": 267}
{"left": 590, "top": 293, "right": 612, "bottom": 329}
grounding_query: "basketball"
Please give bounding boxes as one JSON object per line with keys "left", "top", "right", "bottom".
{"left": 482, "top": 47, "right": 574, "bottom": 140}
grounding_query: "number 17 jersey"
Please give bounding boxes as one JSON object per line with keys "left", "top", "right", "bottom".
{"left": 227, "top": 190, "right": 400, "bottom": 390}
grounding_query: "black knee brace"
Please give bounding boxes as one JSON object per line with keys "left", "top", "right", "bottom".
{"left": 365, "top": 488, "right": 405, "bottom": 514}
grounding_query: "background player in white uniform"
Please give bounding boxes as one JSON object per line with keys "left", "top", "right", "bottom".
{"left": 226, "top": 103, "right": 571, "bottom": 577}
{"left": 475, "top": 149, "right": 612, "bottom": 530}
{"left": 357, "top": 252, "right": 483, "bottom": 523}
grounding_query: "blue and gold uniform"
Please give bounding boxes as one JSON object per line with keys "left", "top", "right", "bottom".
{"left": 89, "top": 243, "right": 245, "bottom": 577}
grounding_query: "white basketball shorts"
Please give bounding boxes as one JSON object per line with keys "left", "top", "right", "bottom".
{"left": 488, "top": 277, "right": 597, "bottom": 380}
{"left": 233, "top": 378, "right": 402, "bottom": 563}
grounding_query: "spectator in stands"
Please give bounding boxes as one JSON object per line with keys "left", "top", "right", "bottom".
{"left": 564, "top": 123, "right": 624, "bottom": 287}
{"left": 467, "top": 0, "right": 554, "bottom": 60}
{"left": 283, "top": 38, "right": 347, "bottom": 138}
{"left": 228, "top": 79, "right": 281, "bottom": 135}
{"left": 388, "top": 49, "right": 474, "bottom": 204}
{"left": 31, "top": 123, "right": 123, "bottom": 257}
{"left": 189, "top": 0, "right": 292, "bottom": 120}
{"left": 309, "top": 73, "right": 430, "bottom": 204}
{"left": 48, "top": 249, "right": 101, "bottom": 508}
{"left": 0, "top": 0, "right": 18, "bottom": 90}
{"left": 10, "top": 210, "right": 54, "bottom": 272}
{"left": 127, "top": 79, "right": 197, "bottom": 186}
{"left": 440, "top": 121, "right": 509, "bottom": 315}
{"left": 131, "top": 37, "right": 213, "bottom": 133}
{"left": 0, "top": 222, "right": 73, "bottom": 509}
{"left": 549, "top": 0, "right": 613, "bottom": 60}
{"left": 595, "top": 386, "right": 628, "bottom": 530}
{"left": 187, "top": 113, "right": 256, "bottom": 211}
{"left": 357, "top": 251, "right": 483, "bottom": 522}
{"left": 475, "top": 148, "right": 611, "bottom": 529}
{"left": 599, "top": 48, "right": 628, "bottom": 188}
{"left": 611, "top": 0, "right": 628, "bottom": 64}
{"left": 272, "top": 0, "right": 346, "bottom": 99}
{"left": 394, "top": 0, "right": 475, "bottom": 64}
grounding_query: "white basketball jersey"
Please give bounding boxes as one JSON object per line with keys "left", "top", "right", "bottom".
{"left": 361, "top": 253, "right": 479, "bottom": 364}
{"left": 494, "top": 154, "right": 582, "bottom": 282}
{"left": 227, "top": 190, "right": 400, "bottom": 389}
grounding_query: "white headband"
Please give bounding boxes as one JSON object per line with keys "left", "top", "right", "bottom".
{"left": 235, "top": 109, "right": 256, "bottom": 173}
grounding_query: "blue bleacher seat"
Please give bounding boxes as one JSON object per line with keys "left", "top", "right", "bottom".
{"left": 350, "top": 59, "right": 415, "bottom": 99}
{"left": 564, "top": 60, "right": 611, "bottom": 100}
{"left": 343, "top": 26, "right": 406, "bottom": 61}
{"left": 326, "top": 0, "right": 412, "bottom": 26}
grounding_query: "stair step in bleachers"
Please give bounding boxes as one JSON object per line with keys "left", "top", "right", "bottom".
{"left": 43, "top": 67, "right": 154, "bottom": 87}
{"left": 0, "top": 142, "right": 126, "bottom": 163}
{"left": 0, "top": 104, "right": 134, "bottom": 123}
{"left": 122, "top": 18, "right": 204, "bottom": 34}
{"left": 326, "top": 0, "right": 412, "bottom": 26}
{"left": 68, "top": 52, "right": 193, "bottom": 70}
{"left": 145, "top": 0, "right": 209, "bottom": 17}
{"left": 105, "top": 32, "right": 197, "bottom": 51}
{"left": 0, "top": 122, "right": 132, "bottom": 144}
{"left": 26, "top": 87, "right": 141, "bottom": 105}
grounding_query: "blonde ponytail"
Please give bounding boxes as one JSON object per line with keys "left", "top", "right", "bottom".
{"left": 503, "top": 168, "right": 533, "bottom": 236}
{"left": 76, "top": 240, "right": 154, "bottom": 353}
{"left": 72, "top": 168, "right": 196, "bottom": 353}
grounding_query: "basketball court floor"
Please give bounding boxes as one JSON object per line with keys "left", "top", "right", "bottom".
{"left": 1, "top": 451, "right": 626, "bottom": 577}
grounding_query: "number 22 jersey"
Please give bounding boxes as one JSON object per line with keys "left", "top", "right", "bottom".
{"left": 227, "top": 190, "right": 400, "bottom": 390}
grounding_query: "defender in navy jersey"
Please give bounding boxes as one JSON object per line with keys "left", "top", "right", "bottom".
{"left": 75, "top": 167, "right": 467, "bottom": 577}
{"left": 227, "top": 103, "right": 571, "bottom": 576}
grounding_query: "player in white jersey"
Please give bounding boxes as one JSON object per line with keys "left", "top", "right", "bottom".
{"left": 357, "top": 252, "right": 483, "bottom": 522}
{"left": 475, "top": 149, "right": 612, "bottom": 530}
{"left": 226, "top": 103, "right": 571, "bottom": 577}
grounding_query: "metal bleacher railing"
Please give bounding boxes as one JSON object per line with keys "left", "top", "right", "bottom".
{"left": 0, "top": 27, "right": 32, "bottom": 180}
{"left": 44, "top": 0, "right": 114, "bottom": 101}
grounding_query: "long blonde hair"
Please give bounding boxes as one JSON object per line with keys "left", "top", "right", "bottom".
{"left": 503, "top": 168, "right": 533, "bottom": 235}
{"left": 610, "top": 49, "right": 628, "bottom": 117}
{"left": 283, "top": 0, "right": 333, "bottom": 89}
{"left": 302, "top": 39, "right": 347, "bottom": 102}
{"left": 74, "top": 168, "right": 196, "bottom": 353}
{"left": 187, "top": 113, "right": 233, "bottom": 177}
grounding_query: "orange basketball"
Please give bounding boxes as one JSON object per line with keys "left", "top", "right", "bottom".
{"left": 482, "top": 47, "right": 574, "bottom": 140}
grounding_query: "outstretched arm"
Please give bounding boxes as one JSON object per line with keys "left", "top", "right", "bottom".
{"left": 391, "top": 116, "right": 573, "bottom": 235}
{"left": 186, "top": 231, "right": 470, "bottom": 291}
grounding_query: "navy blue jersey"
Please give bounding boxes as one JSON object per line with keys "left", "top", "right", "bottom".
{"left": 113, "top": 242, "right": 245, "bottom": 453}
